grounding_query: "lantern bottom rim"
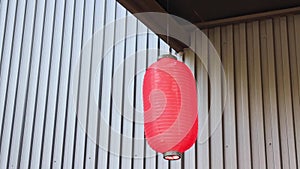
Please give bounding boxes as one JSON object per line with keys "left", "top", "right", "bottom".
{"left": 163, "top": 151, "right": 182, "bottom": 160}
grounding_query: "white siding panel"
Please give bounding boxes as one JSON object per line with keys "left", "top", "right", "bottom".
{"left": 120, "top": 13, "right": 136, "bottom": 169}
{"left": 144, "top": 31, "right": 158, "bottom": 169}
{"left": 29, "top": 0, "right": 56, "bottom": 168}
{"left": 0, "top": 0, "right": 27, "bottom": 168}
{"left": 8, "top": 0, "right": 36, "bottom": 168}
{"left": 51, "top": 0, "right": 75, "bottom": 168}
{"left": 0, "top": 0, "right": 18, "bottom": 145}
{"left": 107, "top": 3, "right": 126, "bottom": 169}
{"left": 18, "top": 0, "right": 46, "bottom": 168}
{"left": 41, "top": 0, "right": 65, "bottom": 168}
{"left": 62, "top": 0, "right": 85, "bottom": 168}
{"left": 183, "top": 46, "right": 196, "bottom": 169}
{"left": 208, "top": 26, "right": 224, "bottom": 169}
{"left": 195, "top": 29, "right": 210, "bottom": 169}
{"left": 221, "top": 25, "right": 237, "bottom": 169}
{"left": 246, "top": 21, "right": 266, "bottom": 169}
{"left": 97, "top": 0, "right": 116, "bottom": 168}
{"left": 73, "top": 0, "right": 95, "bottom": 168}
{"left": 0, "top": 0, "right": 8, "bottom": 68}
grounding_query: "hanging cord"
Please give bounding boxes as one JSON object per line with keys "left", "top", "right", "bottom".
{"left": 167, "top": 0, "right": 170, "bottom": 53}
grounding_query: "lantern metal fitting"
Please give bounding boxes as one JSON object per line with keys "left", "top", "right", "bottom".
{"left": 158, "top": 54, "right": 177, "bottom": 60}
{"left": 163, "top": 151, "right": 182, "bottom": 160}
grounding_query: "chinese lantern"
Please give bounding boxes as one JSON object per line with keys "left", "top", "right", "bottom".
{"left": 143, "top": 54, "right": 198, "bottom": 160}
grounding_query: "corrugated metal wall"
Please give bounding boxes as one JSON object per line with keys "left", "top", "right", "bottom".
{"left": 193, "top": 16, "right": 300, "bottom": 169}
{"left": 0, "top": 0, "right": 299, "bottom": 169}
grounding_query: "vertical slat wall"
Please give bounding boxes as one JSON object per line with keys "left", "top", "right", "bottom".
{"left": 193, "top": 15, "right": 300, "bottom": 169}
{"left": 0, "top": 0, "right": 300, "bottom": 168}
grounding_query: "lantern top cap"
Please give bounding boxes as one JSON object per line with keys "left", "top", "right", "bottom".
{"left": 158, "top": 54, "right": 177, "bottom": 60}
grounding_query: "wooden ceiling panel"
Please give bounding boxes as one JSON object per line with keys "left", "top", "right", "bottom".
{"left": 157, "top": 0, "right": 300, "bottom": 23}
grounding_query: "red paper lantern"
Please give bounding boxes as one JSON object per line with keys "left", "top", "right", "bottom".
{"left": 143, "top": 54, "right": 198, "bottom": 160}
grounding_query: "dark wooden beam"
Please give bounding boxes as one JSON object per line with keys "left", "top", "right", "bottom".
{"left": 119, "top": 1, "right": 300, "bottom": 51}
{"left": 117, "top": 0, "right": 190, "bottom": 52}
